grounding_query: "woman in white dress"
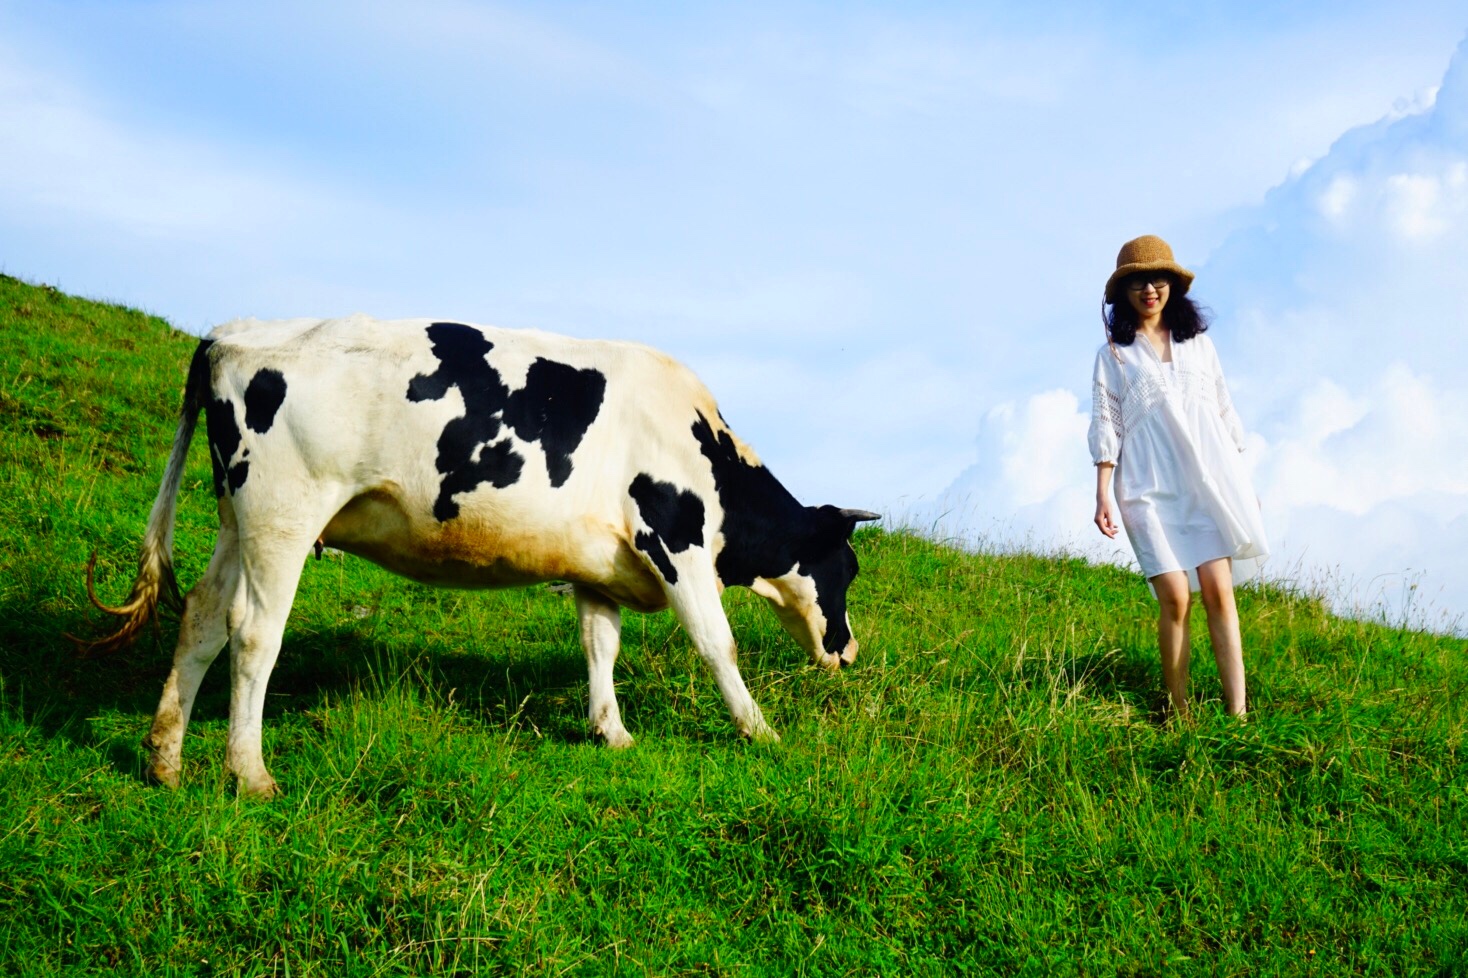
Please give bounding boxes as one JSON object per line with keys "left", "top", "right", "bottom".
{"left": 1089, "top": 235, "right": 1268, "bottom": 719}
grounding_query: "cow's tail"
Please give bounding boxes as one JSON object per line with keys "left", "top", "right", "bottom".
{"left": 70, "top": 340, "right": 214, "bottom": 656}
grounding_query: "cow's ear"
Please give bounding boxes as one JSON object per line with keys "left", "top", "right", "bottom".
{"left": 813, "top": 505, "right": 878, "bottom": 543}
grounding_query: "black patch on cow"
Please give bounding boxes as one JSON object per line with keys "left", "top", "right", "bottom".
{"left": 191, "top": 339, "right": 257, "bottom": 498}
{"left": 505, "top": 358, "right": 607, "bottom": 487}
{"left": 634, "top": 533, "right": 676, "bottom": 583}
{"left": 691, "top": 412, "right": 861, "bottom": 654}
{"left": 227, "top": 458, "right": 250, "bottom": 494}
{"left": 629, "top": 474, "right": 706, "bottom": 585}
{"left": 204, "top": 395, "right": 244, "bottom": 498}
{"left": 690, "top": 413, "right": 804, "bottom": 588}
{"left": 244, "top": 368, "right": 287, "bottom": 433}
{"left": 406, "top": 322, "right": 606, "bottom": 520}
{"left": 433, "top": 439, "right": 524, "bottom": 522}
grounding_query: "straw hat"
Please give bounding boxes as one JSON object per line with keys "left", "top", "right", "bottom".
{"left": 1104, "top": 235, "right": 1195, "bottom": 303}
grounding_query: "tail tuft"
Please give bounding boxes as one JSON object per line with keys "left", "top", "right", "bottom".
{"left": 65, "top": 550, "right": 178, "bottom": 657}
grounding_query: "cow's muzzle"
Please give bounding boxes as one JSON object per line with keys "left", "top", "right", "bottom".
{"left": 814, "top": 638, "right": 858, "bottom": 671}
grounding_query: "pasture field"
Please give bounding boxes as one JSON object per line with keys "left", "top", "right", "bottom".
{"left": 1, "top": 273, "right": 1465, "bottom": 977}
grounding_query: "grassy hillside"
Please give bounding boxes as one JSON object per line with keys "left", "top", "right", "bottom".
{"left": 1, "top": 273, "right": 1464, "bottom": 977}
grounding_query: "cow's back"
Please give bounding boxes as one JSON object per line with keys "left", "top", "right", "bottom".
{"left": 202, "top": 315, "right": 729, "bottom": 603}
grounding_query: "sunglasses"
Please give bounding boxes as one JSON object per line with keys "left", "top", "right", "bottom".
{"left": 1126, "top": 275, "right": 1172, "bottom": 292}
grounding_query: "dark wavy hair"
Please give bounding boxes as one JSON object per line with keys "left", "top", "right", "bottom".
{"left": 1104, "top": 273, "right": 1210, "bottom": 346}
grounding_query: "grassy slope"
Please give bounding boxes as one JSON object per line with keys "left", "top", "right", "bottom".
{"left": 0, "top": 274, "right": 1464, "bottom": 977}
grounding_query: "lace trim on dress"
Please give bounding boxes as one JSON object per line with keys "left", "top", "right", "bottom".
{"left": 1118, "top": 363, "right": 1219, "bottom": 435}
{"left": 1094, "top": 383, "right": 1123, "bottom": 435}
{"left": 1175, "top": 363, "right": 1219, "bottom": 410}
{"left": 1120, "top": 370, "right": 1166, "bottom": 433}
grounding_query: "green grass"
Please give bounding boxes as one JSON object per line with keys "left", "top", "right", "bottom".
{"left": 1, "top": 272, "right": 1464, "bottom": 976}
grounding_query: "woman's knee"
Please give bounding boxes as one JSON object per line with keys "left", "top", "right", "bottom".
{"left": 1152, "top": 573, "right": 1191, "bottom": 622}
{"left": 1196, "top": 560, "right": 1237, "bottom": 616}
{"left": 1199, "top": 588, "right": 1235, "bottom": 619}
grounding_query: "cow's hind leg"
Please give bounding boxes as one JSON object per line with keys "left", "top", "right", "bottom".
{"left": 664, "top": 560, "right": 778, "bottom": 743}
{"left": 223, "top": 530, "right": 318, "bottom": 799}
{"left": 574, "top": 586, "right": 633, "bottom": 748}
{"left": 144, "top": 509, "right": 240, "bottom": 787}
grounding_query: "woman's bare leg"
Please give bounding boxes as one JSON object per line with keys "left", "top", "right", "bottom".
{"left": 1197, "top": 558, "right": 1246, "bottom": 716}
{"left": 1152, "top": 571, "right": 1192, "bottom": 719}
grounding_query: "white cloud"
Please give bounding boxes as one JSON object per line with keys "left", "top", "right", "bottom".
{"left": 1308, "top": 162, "right": 1468, "bottom": 241}
{"left": 1260, "top": 365, "right": 1468, "bottom": 516}
{"left": 987, "top": 390, "right": 1091, "bottom": 509}
{"left": 906, "top": 387, "right": 1098, "bottom": 553}
{"left": 1385, "top": 172, "right": 1453, "bottom": 240}
{"left": 1317, "top": 175, "right": 1358, "bottom": 222}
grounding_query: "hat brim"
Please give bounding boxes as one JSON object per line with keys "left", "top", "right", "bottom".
{"left": 1105, "top": 261, "right": 1195, "bottom": 304}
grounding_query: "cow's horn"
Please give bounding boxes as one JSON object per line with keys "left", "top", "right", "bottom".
{"left": 839, "top": 509, "right": 881, "bottom": 522}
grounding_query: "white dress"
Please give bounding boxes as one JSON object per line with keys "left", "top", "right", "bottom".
{"left": 1088, "top": 333, "right": 1268, "bottom": 589}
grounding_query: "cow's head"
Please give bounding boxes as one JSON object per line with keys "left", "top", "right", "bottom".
{"left": 749, "top": 506, "right": 879, "bottom": 670}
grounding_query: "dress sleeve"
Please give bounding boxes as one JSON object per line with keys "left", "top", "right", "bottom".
{"left": 1210, "top": 338, "right": 1247, "bottom": 452}
{"left": 1088, "top": 348, "right": 1123, "bottom": 465}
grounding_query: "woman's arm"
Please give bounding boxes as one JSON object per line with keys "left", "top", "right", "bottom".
{"left": 1094, "top": 462, "right": 1119, "bottom": 538}
{"left": 1209, "top": 338, "right": 1247, "bottom": 451}
{"left": 1089, "top": 349, "right": 1123, "bottom": 538}
{"left": 1088, "top": 350, "right": 1122, "bottom": 465}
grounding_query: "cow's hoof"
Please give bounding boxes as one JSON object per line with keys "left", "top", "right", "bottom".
{"left": 147, "top": 763, "right": 181, "bottom": 789}
{"left": 142, "top": 736, "right": 181, "bottom": 788}
{"left": 596, "top": 727, "right": 635, "bottom": 749}
{"left": 236, "top": 776, "right": 281, "bottom": 800}
{"left": 743, "top": 724, "right": 781, "bottom": 745}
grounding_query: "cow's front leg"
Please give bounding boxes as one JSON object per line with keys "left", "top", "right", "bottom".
{"left": 574, "top": 585, "right": 633, "bottom": 748}
{"left": 665, "top": 561, "right": 778, "bottom": 743}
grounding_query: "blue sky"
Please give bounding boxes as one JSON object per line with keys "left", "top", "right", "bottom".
{"left": 4, "top": 2, "right": 1467, "bottom": 627}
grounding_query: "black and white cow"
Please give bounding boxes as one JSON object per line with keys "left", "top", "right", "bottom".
{"left": 82, "top": 315, "right": 877, "bottom": 797}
